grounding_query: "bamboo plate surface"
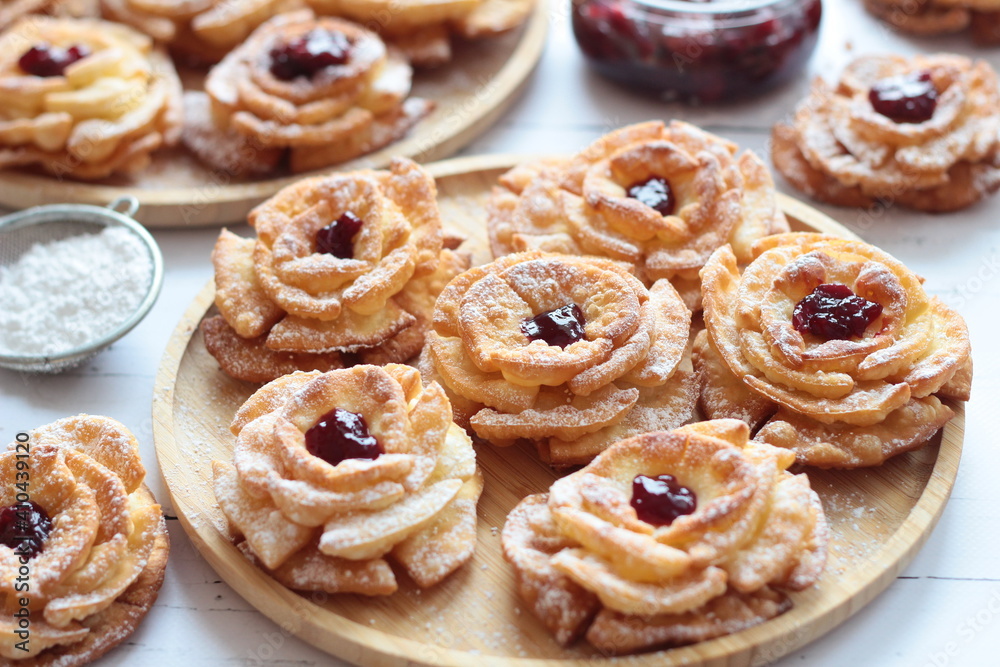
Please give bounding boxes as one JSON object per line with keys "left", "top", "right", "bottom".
{"left": 0, "top": 7, "right": 548, "bottom": 228}
{"left": 152, "top": 153, "right": 965, "bottom": 667}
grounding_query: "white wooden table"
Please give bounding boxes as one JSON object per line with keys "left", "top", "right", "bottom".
{"left": 2, "top": 3, "right": 998, "bottom": 665}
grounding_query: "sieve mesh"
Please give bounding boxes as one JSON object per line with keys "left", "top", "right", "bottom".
{"left": 0, "top": 219, "right": 106, "bottom": 267}
{"left": 0, "top": 198, "right": 162, "bottom": 373}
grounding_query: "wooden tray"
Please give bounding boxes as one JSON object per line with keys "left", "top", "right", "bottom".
{"left": 152, "top": 154, "right": 965, "bottom": 667}
{"left": 0, "top": 8, "right": 548, "bottom": 228}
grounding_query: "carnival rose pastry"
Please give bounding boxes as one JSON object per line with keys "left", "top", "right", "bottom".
{"left": 182, "top": 9, "right": 433, "bottom": 175}
{"left": 0, "top": 16, "right": 181, "bottom": 180}
{"left": 863, "top": 0, "right": 1000, "bottom": 45}
{"left": 0, "top": 415, "right": 169, "bottom": 664}
{"left": 488, "top": 121, "right": 789, "bottom": 310}
{"left": 0, "top": 0, "right": 64, "bottom": 30}
{"left": 501, "top": 420, "right": 828, "bottom": 653}
{"left": 99, "top": 0, "right": 300, "bottom": 64}
{"left": 202, "top": 157, "right": 469, "bottom": 383}
{"left": 305, "top": 0, "right": 534, "bottom": 67}
{"left": 422, "top": 251, "right": 699, "bottom": 467}
{"left": 0, "top": 1, "right": 97, "bottom": 31}
{"left": 213, "top": 365, "right": 482, "bottom": 594}
{"left": 772, "top": 54, "right": 1000, "bottom": 213}
{"left": 696, "top": 233, "right": 972, "bottom": 469}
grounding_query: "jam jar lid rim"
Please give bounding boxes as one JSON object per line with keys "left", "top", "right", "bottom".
{"left": 616, "top": 0, "right": 812, "bottom": 13}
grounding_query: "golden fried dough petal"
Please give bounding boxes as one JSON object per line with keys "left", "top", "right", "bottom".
{"left": 692, "top": 330, "right": 776, "bottom": 431}
{"left": 470, "top": 384, "right": 639, "bottom": 442}
{"left": 391, "top": 470, "right": 483, "bottom": 587}
{"left": 756, "top": 395, "right": 954, "bottom": 468}
{"left": 238, "top": 541, "right": 397, "bottom": 596}
{"left": 586, "top": 587, "right": 791, "bottom": 654}
{"left": 319, "top": 479, "right": 462, "bottom": 560}
{"left": 545, "top": 370, "right": 699, "bottom": 467}
{"left": 213, "top": 229, "right": 285, "bottom": 338}
{"left": 201, "top": 315, "right": 343, "bottom": 384}
{"left": 501, "top": 495, "right": 601, "bottom": 646}
{"left": 213, "top": 460, "right": 313, "bottom": 570}
{"left": 265, "top": 302, "right": 416, "bottom": 353}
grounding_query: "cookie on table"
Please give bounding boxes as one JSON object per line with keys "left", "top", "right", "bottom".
{"left": 202, "top": 156, "right": 469, "bottom": 383}
{"left": 772, "top": 54, "right": 1000, "bottom": 212}
{"left": 213, "top": 365, "right": 482, "bottom": 594}
{"left": 421, "top": 250, "right": 698, "bottom": 467}
{"left": 697, "top": 232, "right": 971, "bottom": 468}
{"left": 305, "top": 0, "right": 534, "bottom": 67}
{"left": 99, "top": 0, "right": 301, "bottom": 65}
{"left": 863, "top": 0, "right": 1000, "bottom": 45}
{"left": 0, "top": 415, "right": 169, "bottom": 666}
{"left": 0, "top": 0, "right": 97, "bottom": 31}
{"left": 487, "top": 120, "right": 789, "bottom": 311}
{"left": 182, "top": 9, "right": 433, "bottom": 175}
{"left": 501, "top": 420, "right": 827, "bottom": 654}
{"left": 0, "top": 16, "right": 181, "bottom": 180}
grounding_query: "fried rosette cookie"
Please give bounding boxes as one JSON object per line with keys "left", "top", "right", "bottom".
{"left": 99, "top": 0, "right": 299, "bottom": 64}
{"left": 0, "top": 1, "right": 97, "bottom": 31}
{"left": 863, "top": 0, "right": 1000, "bottom": 45}
{"left": 213, "top": 365, "right": 482, "bottom": 594}
{"left": 202, "top": 157, "right": 469, "bottom": 383}
{"left": 183, "top": 9, "right": 433, "bottom": 175}
{"left": 422, "top": 251, "right": 698, "bottom": 467}
{"left": 0, "top": 16, "right": 181, "bottom": 180}
{"left": 305, "top": 0, "right": 533, "bottom": 67}
{"left": 501, "top": 420, "right": 827, "bottom": 653}
{"left": 772, "top": 54, "right": 1000, "bottom": 212}
{"left": 488, "top": 121, "right": 788, "bottom": 311}
{"left": 697, "top": 233, "right": 971, "bottom": 468}
{"left": 0, "top": 415, "right": 169, "bottom": 665}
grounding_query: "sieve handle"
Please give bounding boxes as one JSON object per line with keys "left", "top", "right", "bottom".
{"left": 106, "top": 196, "right": 140, "bottom": 218}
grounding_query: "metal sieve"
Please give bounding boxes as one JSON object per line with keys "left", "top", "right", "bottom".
{"left": 0, "top": 196, "right": 163, "bottom": 373}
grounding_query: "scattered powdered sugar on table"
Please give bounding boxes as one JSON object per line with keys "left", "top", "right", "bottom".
{"left": 0, "top": 227, "right": 152, "bottom": 355}
{"left": 817, "top": 486, "right": 884, "bottom": 576}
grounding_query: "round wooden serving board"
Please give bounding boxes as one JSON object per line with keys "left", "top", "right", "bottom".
{"left": 0, "top": 6, "right": 548, "bottom": 228}
{"left": 152, "top": 154, "right": 965, "bottom": 667}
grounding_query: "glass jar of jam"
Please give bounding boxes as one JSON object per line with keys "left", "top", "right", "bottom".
{"left": 571, "top": 0, "right": 823, "bottom": 103}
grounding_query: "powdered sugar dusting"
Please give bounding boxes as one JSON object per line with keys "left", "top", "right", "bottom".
{"left": 0, "top": 227, "right": 152, "bottom": 355}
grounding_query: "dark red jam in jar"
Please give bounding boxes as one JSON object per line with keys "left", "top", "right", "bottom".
{"left": 0, "top": 501, "right": 53, "bottom": 559}
{"left": 572, "top": 0, "right": 823, "bottom": 102}
{"left": 631, "top": 474, "right": 697, "bottom": 526}
{"left": 792, "top": 283, "right": 883, "bottom": 341}
{"left": 521, "top": 304, "right": 586, "bottom": 348}
{"left": 305, "top": 407, "right": 383, "bottom": 466}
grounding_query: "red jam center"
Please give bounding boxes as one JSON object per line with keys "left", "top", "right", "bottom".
{"left": 792, "top": 283, "right": 883, "bottom": 341}
{"left": 18, "top": 43, "right": 90, "bottom": 77}
{"left": 521, "top": 304, "right": 586, "bottom": 348}
{"left": 0, "top": 501, "right": 52, "bottom": 559}
{"left": 305, "top": 407, "right": 382, "bottom": 466}
{"left": 868, "top": 70, "right": 938, "bottom": 124}
{"left": 631, "top": 474, "right": 697, "bottom": 527}
{"left": 315, "top": 211, "right": 364, "bottom": 259}
{"left": 269, "top": 30, "right": 351, "bottom": 81}
{"left": 627, "top": 176, "right": 675, "bottom": 216}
